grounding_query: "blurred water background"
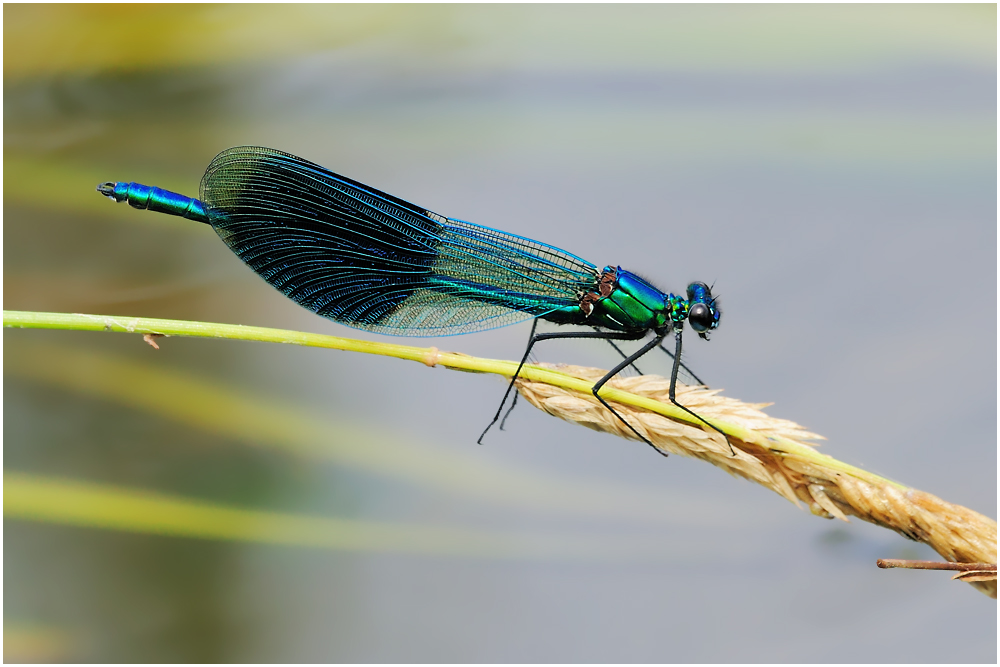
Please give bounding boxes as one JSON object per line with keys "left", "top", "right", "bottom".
{"left": 3, "top": 5, "right": 996, "bottom": 662}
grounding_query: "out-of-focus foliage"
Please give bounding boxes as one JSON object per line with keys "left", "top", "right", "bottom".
{"left": 4, "top": 4, "right": 995, "bottom": 662}
{"left": 5, "top": 4, "right": 995, "bottom": 79}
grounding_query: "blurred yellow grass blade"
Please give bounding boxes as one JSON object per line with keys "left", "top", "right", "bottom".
{"left": 5, "top": 338, "right": 717, "bottom": 527}
{"left": 3, "top": 623, "right": 77, "bottom": 664}
{"left": 3, "top": 471, "right": 676, "bottom": 562}
{"left": 4, "top": 5, "right": 405, "bottom": 79}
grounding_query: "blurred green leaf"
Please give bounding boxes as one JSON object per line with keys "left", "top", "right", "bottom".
{"left": 3, "top": 471, "right": 686, "bottom": 561}
{"left": 5, "top": 337, "right": 724, "bottom": 526}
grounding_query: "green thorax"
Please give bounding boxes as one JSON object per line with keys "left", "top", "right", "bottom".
{"left": 541, "top": 266, "right": 682, "bottom": 333}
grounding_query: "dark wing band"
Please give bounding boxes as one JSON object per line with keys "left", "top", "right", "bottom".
{"left": 199, "top": 146, "right": 598, "bottom": 337}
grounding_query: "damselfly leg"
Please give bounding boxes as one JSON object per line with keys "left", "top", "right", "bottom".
{"left": 478, "top": 328, "right": 646, "bottom": 445}
{"left": 665, "top": 329, "right": 734, "bottom": 456}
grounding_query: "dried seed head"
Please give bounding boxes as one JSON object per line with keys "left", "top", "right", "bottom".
{"left": 515, "top": 363, "right": 997, "bottom": 598}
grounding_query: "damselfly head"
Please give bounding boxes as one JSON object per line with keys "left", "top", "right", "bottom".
{"left": 686, "top": 281, "right": 721, "bottom": 339}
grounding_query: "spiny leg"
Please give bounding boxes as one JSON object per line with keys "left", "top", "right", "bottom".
{"left": 498, "top": 391, "right": 519, "bottom": 430}
{"left": 603, "top": 331, "right": 703, "bottom": 385}
{"left": 590, "top": 335, "right": 669, "bottom": 457}
{"left": 599, "top": 328, "right": 643, "bottom": 375}
{"left": 658, "top": 341, "right": 705, "bottom": 386}
{"left": 499, "top": 319, "right": 538, "bottom": 431}
{"left": 667, "top": 329, "right": 735, "bottom": 456}
{"left": 478, "top": 328, "right": 646, "bottom": 444}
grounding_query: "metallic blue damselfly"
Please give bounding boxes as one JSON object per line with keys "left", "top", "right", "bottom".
{"left": 97, "top": 146, "right": 726, "bottom": 455}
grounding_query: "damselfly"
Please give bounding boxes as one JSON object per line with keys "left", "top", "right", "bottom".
{"left": 97, "top": 146, "right": 726, "bottom": 455}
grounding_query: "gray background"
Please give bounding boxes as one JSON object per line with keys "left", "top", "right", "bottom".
{"left": 4, "top": 5, "right": 996, "bottom": 662}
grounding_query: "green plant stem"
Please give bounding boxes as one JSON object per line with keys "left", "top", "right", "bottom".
{"left": 3, "top": 309, "right": 903, "bottom": 492}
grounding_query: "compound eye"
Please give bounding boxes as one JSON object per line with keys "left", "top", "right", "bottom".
{"left": 688, "top": 302, "right": 713, "bottom": 332}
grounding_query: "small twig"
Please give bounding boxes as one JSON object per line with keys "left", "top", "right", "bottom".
{"left": 876, "top": 559, "right": 996, "bottom": 571}
{"left": 877, "top": 559, "right": 997, "bottom": 584}
{"left": 142, "top": 333, "right": 164, "bottom": 349}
